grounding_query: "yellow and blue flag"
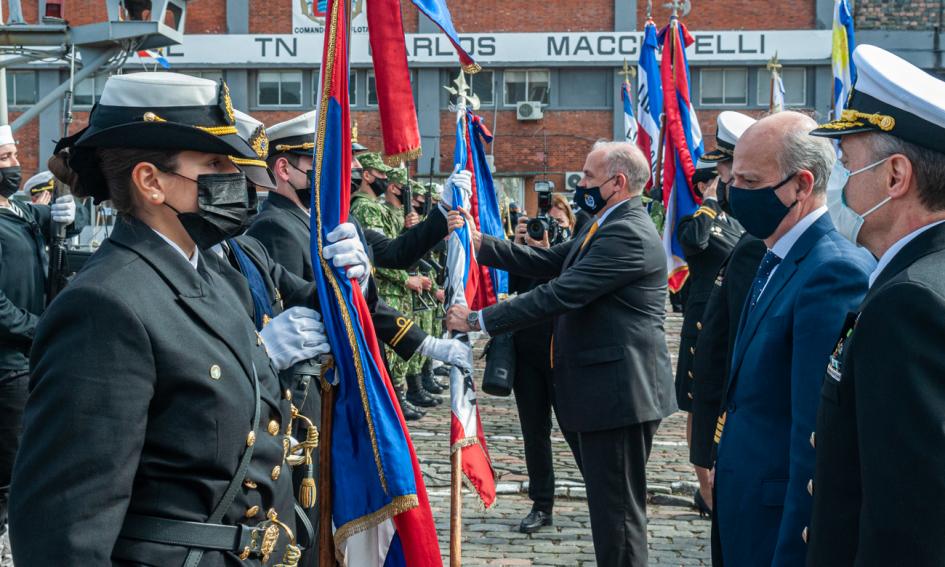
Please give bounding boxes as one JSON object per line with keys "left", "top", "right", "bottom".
{"left": 832, "top": 0, "right": 857, "bottom": 118}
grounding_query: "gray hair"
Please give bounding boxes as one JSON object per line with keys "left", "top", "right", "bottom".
{"left": 869, "top": 133, "right": 945, "bottom": 211}
{"left": 777, "top": 126, "right": 836, "bottom": 195}
{"left": 592, "top": 140, "right": 651, "bottom": 196}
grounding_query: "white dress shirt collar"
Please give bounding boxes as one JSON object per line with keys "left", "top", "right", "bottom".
{"left": 770, "top": 206, "right": 828, "bottom": 260}
{"left": 869, "top": 219, "right": 945, "bottom": 288}
{"left": 151, "top": 227, "right": 200, "bottom": 270}
{"left": 596, "top": 197, "right": 630, "bottom": 226}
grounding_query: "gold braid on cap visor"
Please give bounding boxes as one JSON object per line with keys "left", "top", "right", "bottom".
{"left": 142, "top": 111, "right": 239, "bottom": 136}
{"left": 818, "top": 109, "right": 897, "bottom": 132}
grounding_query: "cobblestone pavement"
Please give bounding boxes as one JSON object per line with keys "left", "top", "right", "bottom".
{"left": 410, "top": 310, "right": 712, "bottom": 566}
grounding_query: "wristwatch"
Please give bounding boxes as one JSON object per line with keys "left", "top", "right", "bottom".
{"left": 466, "top": 310, "right": 481, "bottom": 331}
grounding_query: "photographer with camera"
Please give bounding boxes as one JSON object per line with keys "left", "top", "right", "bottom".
{"left": 508, "top": 184, "right": 581, "bottom": 534}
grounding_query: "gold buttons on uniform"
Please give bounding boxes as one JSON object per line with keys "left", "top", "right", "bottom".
{"left": 689, "top": 346, "right": 695, "bottom": 355}
{"left": 807, "top": 479, "right": 814, "bottom": 496}
{"left": 802, "top": 527, "right": 809, "bottom": 543}
{"left": 209, "top": 364, "right": 222, "bottom": 380}
{"left": 245, "top": 505, "right": 260, "bottom": 518}
{"left": 268, "top": 420, "right": 280, "bottom": 436}
{"left": 246, "top": 431, "right": 256, "bottom": 447}
{"left": 697, "top": 322, "right": 703, "bottom": 330}
{"left": 243, "top": 478, "right": 258, "bottom": 489}
{"left": 271, "top": 465, "right": 281, "bottom": 480}
{"left": 687, "top": 392, "right": 693, "bottom": 399}
{"left": 810, "top": 431, "right": 816, "bottom": 449}
{"left": 284, "top": 389, "right": 292, "bottom": 401}
{"left": 688, "top": 370, "right": 694, "bottom": 379}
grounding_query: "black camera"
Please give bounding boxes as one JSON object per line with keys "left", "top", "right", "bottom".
{"left": 526, "top": 181, "right": 564, "bottom": 244}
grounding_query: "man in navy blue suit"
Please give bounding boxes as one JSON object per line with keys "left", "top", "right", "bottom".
{"left": 713, "top": 111, "right": 876, "bottom": 566}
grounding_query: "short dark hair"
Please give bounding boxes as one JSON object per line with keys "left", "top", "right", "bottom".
{"left": 265, "top": 152, "right": 299, "bottom": 171}
{"left": 870, "top": 133, "right": 945, "bottom": 212}
{"left": 95, "top": 148, "right": 179, "bottom": 217}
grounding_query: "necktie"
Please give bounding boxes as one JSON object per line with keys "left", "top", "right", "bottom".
{"left": 580, "top": 222, "right": 599, "bottom": 250}
{"left": 748, "top": 250, "right": 781, "bottom": 312}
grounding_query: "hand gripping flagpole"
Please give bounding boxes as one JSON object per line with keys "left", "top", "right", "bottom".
{"left": 444, "top": 70, "right": 480, "bottom": 567}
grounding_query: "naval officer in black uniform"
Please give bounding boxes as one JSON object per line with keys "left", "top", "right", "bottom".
{"left": 674, "top": 158, "right": 744, "bottom": 516}
{"left": 9, "top": 72, "right": 316, "bottom": 566}
{"left": 684, "top": 111, "right": 763, "bottom": 490}
{"left": 806, "top": 45, "right": 945, "bottom": 567}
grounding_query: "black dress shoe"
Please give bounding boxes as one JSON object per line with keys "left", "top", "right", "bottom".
{"left": 518, "top": 510, "right": 553, "bottom": 534}
{"left": 433, "top": 365, "right": 451, "bottom": 377}
{"left": 693, "top": 490, "right": 712, "bottom": 518}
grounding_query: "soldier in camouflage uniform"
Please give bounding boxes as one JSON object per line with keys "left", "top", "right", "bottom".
{"left": 410, "top": 180, "right": 451, "bottom": 394}
{"left": 349, "top": 154, "right": 434, "bottom": 418}
{"left": 383, "top": 167, "right": 441, "bottom": 407}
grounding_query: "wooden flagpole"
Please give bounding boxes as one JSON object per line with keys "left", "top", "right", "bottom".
{"left": 318, "top": 378, "right": 338, "bottom": 567}
{"left": 450, "top": 448, "right": 463, "bottom": 567}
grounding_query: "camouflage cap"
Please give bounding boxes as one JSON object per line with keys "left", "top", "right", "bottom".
{"left": 358, "top": 152, "right": 393, "bottom": 174}
{"left": 409, "top": 179, "right": 427, "bottom": 196}
{"left": 388, "top": 166, "right": 409, "bottom": 186}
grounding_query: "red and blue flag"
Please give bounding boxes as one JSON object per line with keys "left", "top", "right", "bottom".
{"left": 456, "top": 109, "right": 507, "bottom": 308}
{"left": 445, "top": 108, "right": 497, "bottom": 508}
{"left": 658, "top": 16, "right": 704, "bottom": 292}
{"left": 636, "top": 21, "right": 662, "bottom": 192}
{"left": 309, "top": 0, "right": 440, "bottom": 564}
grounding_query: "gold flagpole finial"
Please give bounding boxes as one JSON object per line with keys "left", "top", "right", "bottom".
{"left": 767, "top": 53, "right": 782, "bottom": 72}
{"left": 618, "top": 59, "right": 636, "bottom": 84}
{"left": 351, "top": 121, "right": 359, "bottom": 144}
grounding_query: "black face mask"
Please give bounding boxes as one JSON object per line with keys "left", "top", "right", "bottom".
{"left": 717, "top": 179, "right": 732, "bottom": 215}
{"left": 574, "top": 175, "right": 617, "bottom": 215}
{"left": 350, "top": 167, "right": 363, "bottom": 194}
{"left": 729, "top": 172, "right": 798, "bottom": 239}
{"left": 288, "top": 161, "right": 314, "bottom": 209}
{"left": 0, "top": 166, "right": 22, "bottom": 198}
{"left": 165, "top": 172, "right": 252, "bottom": 249}
{"left": 368, "top": 177, "right": 388, "bottom": 197}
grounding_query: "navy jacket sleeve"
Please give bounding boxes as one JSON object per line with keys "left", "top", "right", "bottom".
{"left": 477, "top": 234, "right": 572, "bottom": 280}
{"left": 367, "top": 206, "right": 449, "bottom": 270}
{"left": 0, "top": 239, "right": 39, "bottom": 345}
{"left": 10, "top": 287, "right": 153, "bottom": 565}
{"left": 482, "top": 222, "right": 649, "bottom": 335}
{"left": 678, "top": 200, "right": 722, "bottom": 257}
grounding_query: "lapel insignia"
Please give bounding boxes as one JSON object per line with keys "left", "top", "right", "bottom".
{"left": 826, "top": 312, "right": 858, "bottom": 382}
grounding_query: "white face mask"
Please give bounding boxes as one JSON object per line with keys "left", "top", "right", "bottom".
{"left": 827, "top": 156, "right": 891, "bottom": 245}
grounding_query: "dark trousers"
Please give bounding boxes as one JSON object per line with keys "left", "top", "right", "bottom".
{"left": 578, "top": 419, "right": 660, "bottom": 567}
{"left": 512, "top": 351, "right": 580, "bottom": 513}
{"left": 0, "top": 371, "right": 29, "bottom": 535}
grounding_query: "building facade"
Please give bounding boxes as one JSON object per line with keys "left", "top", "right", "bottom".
{"left": 6, "top": 0, "right": 944, "bottom": 212}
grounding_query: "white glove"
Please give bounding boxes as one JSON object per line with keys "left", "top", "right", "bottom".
{"left": 440, "top": 165, "right": 472, "bottom": 210}
{"left": 259, "top": 307, "right": 331, "bottom": 371}
{"left": 51, "top": 195, "right": 76, "bottom": 224}
{"left": 417, "top": 336, "right": 472, "bottom": 371}
{"left": 323, "top": 223, "right": 371, "bottom": 293}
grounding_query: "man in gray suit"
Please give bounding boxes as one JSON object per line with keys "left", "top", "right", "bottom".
{"left": 447, "top": 141, "right": 676, "bottom": 567}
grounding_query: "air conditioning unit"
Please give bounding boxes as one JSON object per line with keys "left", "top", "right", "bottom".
{"left": 565, "top": 171, "right": 583, "bottom": 191}
{"left": 516, "top": 101, "right": 543, "bottom": 121}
